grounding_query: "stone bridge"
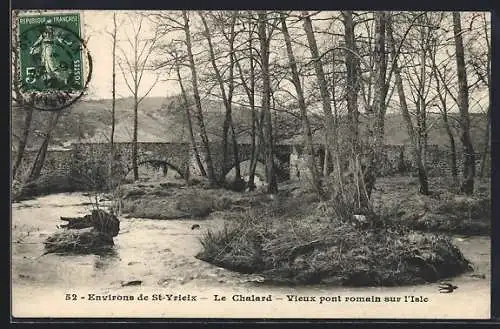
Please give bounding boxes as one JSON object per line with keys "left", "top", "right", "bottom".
{"left": 15, "top": 141, "right": 488, "bottom": 190}
{"left": 72, "top": 142, "right": 294, "bottom": 184}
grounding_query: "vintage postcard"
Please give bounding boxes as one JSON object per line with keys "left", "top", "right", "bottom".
{"left": 10, "top": 9, "right": 491, "bottom": 319}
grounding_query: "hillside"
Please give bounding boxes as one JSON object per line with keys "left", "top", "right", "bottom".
{"left": 11, "top": 95, "right": 489, "bottom": 153}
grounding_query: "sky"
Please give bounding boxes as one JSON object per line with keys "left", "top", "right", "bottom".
{"left": 82, "top": 10, "right": 178, "bottom": 100}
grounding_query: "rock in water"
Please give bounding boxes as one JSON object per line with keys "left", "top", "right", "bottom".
{"left": 45, "top": 210, "right": 120, "bottom": 254}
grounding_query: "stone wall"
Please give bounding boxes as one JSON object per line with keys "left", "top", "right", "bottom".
{"left": 12, "top": 149, "right": 74, "bottom": 180}
{"left": 290, "top": 144, "right": 490, "bottom": 181}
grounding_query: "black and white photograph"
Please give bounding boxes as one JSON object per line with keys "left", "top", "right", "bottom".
{"left": 10, "top": 9, "right": 491, "bottom": 319}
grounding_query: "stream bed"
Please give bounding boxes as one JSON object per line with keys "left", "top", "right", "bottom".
{"left": 11, "top": 193, "right": 491, "bottom": 319}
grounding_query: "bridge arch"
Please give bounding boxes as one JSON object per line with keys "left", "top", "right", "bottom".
{"left": 222, "top": 151, "right": 291, "bottom": 183}
{"left": 124, "top": 159, "right": 186, "bottom": 180}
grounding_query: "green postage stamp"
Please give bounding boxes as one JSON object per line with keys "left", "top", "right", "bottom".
{"left": 18, "top": 12, "right": 85, "bottom": 93}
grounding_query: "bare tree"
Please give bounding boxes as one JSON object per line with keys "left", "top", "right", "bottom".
{"left": 199, "top": 11, "right": 244, "bottom": 187}
{"left": 362, "top": 11, "right": 390, "bottom": 205}
{"left": 117, "top": 14, "right": 160, "bottom": 181}
{"left": 341, "top": 11, "right": 361, "bottom": 158}
{"left": 430, "top": 34, "right": 459, "bottom": 184}
{"left": 168, "top": 47, "right": 207, "bottom": 178}
{"left": 388, "top": 13, "right": 430, "bottom": 194}
{"left": 280, "top": 12, "right": 323, "bottom": 198}
{"left": 233, "top": 11, "right": 260, "bottom": 190}
{"left": 302, "top": 11, "right": 337, "bottom": 182}
{"left": 258, "top": 11, "right": 278, "bottom": 193}
{"left": 181, "top": 11, "right": 217, "bottom": 184}
{"left": 452, "top": 12, "right": 475, "bottom": 194}
{"left": 105, "top": 12, "right": 118, "bottom": 186}
{"left": 468, "top": 13, "right": 491, "bottom": 177}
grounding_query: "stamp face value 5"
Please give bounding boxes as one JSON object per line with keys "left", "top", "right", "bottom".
{"left": 18, "top": 13, "right": 84, "bottom": 93}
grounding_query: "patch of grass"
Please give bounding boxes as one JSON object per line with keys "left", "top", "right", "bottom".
{"left": 117, "top": 183, "right": 247, "bottom": 219}
{"left": 407, "top": 194, "right": 490, "bottom": 235}
{"left": 117, "top": 181, "right": 318, "bottom": 220}
{"left": 175, "top": 192, "right": 217, "bottom": 218}
{"left": 121, "top": 197, "right": 188, "bottom": 219}
{"left": 373, "top": 177, "right": 491, "bottom": 236}
{"left": 119, "top": 185, "right": 147, "bottom": 198}
{"left": 196, "top": 222, "right": 265, "bottom": 273}
{"left": 196, "top": 211, "right": 472, "bottom": 286}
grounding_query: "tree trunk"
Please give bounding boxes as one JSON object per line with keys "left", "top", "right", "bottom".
{"left": 28, "top": 112, "right": 61, "bottom": 181}
{"left": 478, "top": 14, "right": 491, "bottom": 178}
{"left": 235, "top": 14, "right": 258, "bottom": 190}
{"left": 442, "top": 109, "right": 459, "bottom": 181}
{"left": 227, "top": 15, "right": 243, "bottom": 185}
{"left": 109, "top": 13, "right": 117, "bottom": 188}
{"left": 453, "top": 12, "right": 475, "bottom": 195}
{"left": 175, "top": 58, "right": 206, "bottom": 177}
{"left": 416, "top": 23, "right": 429, "bottom": 190}
{"left": 258, "top": 12, "right": 277, "bottom": 194}
{"left": 362, "top": 12, "right": 389, "bottom": 205}
{"left": 387, "top": 17, "right": 429, "bottom": 195}
{"left": 230, "top": 123, "right": 243, "bottom": 185}
{"left": 183, "top": 11, "right": 216, "bottom": 184}
{"left": 342, "top": 11, "right": 361, "bottom": 156}
{"left": 132, "top": 98, "right": 139, "bottom": 181}
{"left": 281, "top": 13, "right": 323, "bottom": 198}
{"left": 247, "top": 103, "right": 258, "bottom": 190}
{"left": 247, "top": 30, "right": 259, "bottom": 191}
{"left": 302, "top": 11, "right": 337, "bottom": 183}
{"left": 331, "top": 49, "right": 341, "bottom": 174}
{"left": 131, "top": 17, "right": 140, "bottom": 182}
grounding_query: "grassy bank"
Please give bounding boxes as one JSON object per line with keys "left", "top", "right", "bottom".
{"left": 196, "top": 199, "right": 473, "bottom": 286}
{"left": 372, "top": 176, "right": 491, "bottom": 235}
{"left": 115, "top": 176, "right": 490, "bottom": 235}
{"left": 115, "top": 181, "right": 278, "bottom": 220}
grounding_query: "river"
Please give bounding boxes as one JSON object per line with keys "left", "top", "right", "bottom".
{"left": 11, "top": 193, "right": 491, "bottom": 319}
